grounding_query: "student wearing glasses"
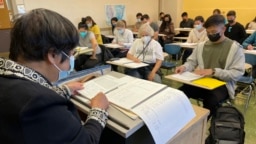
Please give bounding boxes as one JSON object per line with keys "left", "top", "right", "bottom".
{"left": 176, "top": 15, "right": 245, "bottom": 118}
{"left": 0, "top": 8, "right": 109, "bottom": 144}
{"left": 224, "top": 10, "right": 247, "bottom": 44}
{"left": 126, "top": 23, "right": 163, "bottom": 83}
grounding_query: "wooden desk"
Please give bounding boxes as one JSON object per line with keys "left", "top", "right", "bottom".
{"left": 72, "top": 96, "right": 209, "bottom": 144}
{"left": 106, "top": 58, "right": 149, "bottom": 69}
{"left": 165, "top": 74, "right": 214, "bottom": 90}
{"left": 246, "top": 30, "right": 255, "bottom": 35}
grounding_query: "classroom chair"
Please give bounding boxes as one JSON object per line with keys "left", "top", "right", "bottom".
{"left": 161, "top": 44, "right": 181, "bottom": 75}
{"left": 236, "top": 53, "right": 256, "bottom": 113}
{"left": 99, "top": 44, "right": 114, "bottom": 64}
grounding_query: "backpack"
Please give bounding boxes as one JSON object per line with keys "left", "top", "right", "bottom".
{"left": 206, "top": 106, "right": 245, "bottom": 144}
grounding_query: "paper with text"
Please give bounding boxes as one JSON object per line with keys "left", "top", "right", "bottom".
{"left": 132, "top": 87, "right": 195, "bottom": 144}
{"left": 171, "top": 71, "right": 203, "bottom": 81}
{"left": 106, "top": 79, "right": 166, "bottom": 110}
{"left": 111, "top": 58, "right": 149, "bottom": 68}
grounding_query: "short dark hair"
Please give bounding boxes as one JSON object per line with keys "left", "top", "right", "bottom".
{"left": 204, "top": 15, "right": 225, "bottom": 28}
{"left": 159, "top": 12, "right": 164, "bottom": 16}
{"left": 78, "top": 23, "right": 88, "bottom": 30}
{"left": 136, "top": 12, "right": 142, "bottom": 17}
{"left": 141, "top": 14, "right": 150, "bottom": 21}
{"left": 81, "top": 17, "right": 86, "bottom": 23}
{"left": 194, "top": 16, "right": 204, "bottom": 23}
{"left": 213, "top": 9, "right": 221, "bottom": 14}
{"left": 9, "top": 8, "right": 78, "bottom": 62}
{"left": 227, "top": 10, "right": 236, "bottom": 17}
{"left": 111, "top": 17, "right": 118, "bottom": 22}
{"left": 181, "top": 12, "right": 188, "bottom": 17}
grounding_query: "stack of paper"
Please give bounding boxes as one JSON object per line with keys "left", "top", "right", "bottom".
{"left": 109, "top": 58, "right": 149, "bottom": 68}
{"left": 192, "top": 77, "right": 226, "bottom": 89}
{"left": 171, "top": 71, "right": 203, "bottom": 81}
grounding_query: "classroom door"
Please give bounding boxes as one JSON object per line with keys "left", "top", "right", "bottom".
{"left": 0, "top": 0, "right": 12, "bottom": 29}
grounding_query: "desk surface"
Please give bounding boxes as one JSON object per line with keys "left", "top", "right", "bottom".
{"left": 74, "top": 47, "right": 93, "bottom": 57}
{"left": 106, "top": 58, "right": 149, "bottom": 69}
{"left": 173, "top": 42, "right": 198, "bottom": 49}
{"left": 165, "top": 74, "right": 214, "bottom": 90}
{"left": 175, "top": 28, "right": 192, "bottom": 32}
{"left": 246, "top": 29, "right": 255, "bottom": 34}
{"left": 104, "top": 43, "right": 124, "bottom": 49}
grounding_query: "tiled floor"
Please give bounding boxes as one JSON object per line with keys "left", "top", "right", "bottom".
{"left": 162, "top": 75, "right": 256, "bottom": 144}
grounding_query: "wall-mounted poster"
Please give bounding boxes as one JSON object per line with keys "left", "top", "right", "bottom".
{"left": 105, "top": 5, "right": 126, "bottom": 26}
{"left": 0, "top": 0, "right": 4, "bottom": 9}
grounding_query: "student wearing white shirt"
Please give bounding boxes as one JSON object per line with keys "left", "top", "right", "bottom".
{"left": 126, "top": 23, "right": 164, "bottom": 83}
{"left": 112, "top": 20, "right": 134, "bottom": 58}
{"left": 182, "top": 16, "right": 208, "bottom": 64}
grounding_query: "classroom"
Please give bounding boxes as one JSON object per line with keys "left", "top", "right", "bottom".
{"left": 0, "top": 0, "right": 256, "bottom": 144}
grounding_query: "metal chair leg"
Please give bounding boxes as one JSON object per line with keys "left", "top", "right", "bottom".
{"left": 244, "top": 85, "right": 252, "bottom": 113}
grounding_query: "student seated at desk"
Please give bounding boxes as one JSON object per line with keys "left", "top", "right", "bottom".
{"left": 175, "top": 15, "right": 245, "bottom": 118}
{"left": 112, "top": 20, "right": 134, "bottom": 58}
{"left": 159, "top": 14, "right": 175, "bottom": 47}
{"left": 176, "top": 12, "right": 194, "bottom": 37}
{"left": 85, "top": 16, "right": 103, "bottom": 44}
{"left": 133, "top": 12, "right": 143, "bottom": 32}
{"left": 224, "top": 10, "right": 247, "bottom": 44}
{"left": 75, "top": 23, "right": 102, "bottom": 71}
{"left": 0, "top": 8, "right": 109, "bottom": 144}
{"left": 111, "top": 17, "right": 118, "bottom": 35}
{"left": 141, "top": 14, "right": 159, "bottom": 40}
{"left": 126, "top": 23, "right": 163, "bottom": 83}
{"left": 247, "top": 17, "right": 256, "bottom": 30}
{"left": 182, "top": 16, "right": 208, "bottom": 64}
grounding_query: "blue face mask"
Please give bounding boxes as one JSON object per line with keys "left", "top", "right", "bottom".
{"left": 118, "top": 29, "right": 124, "bottom": 34}
{"left": 194, "top": 24, "right": 202, "bottom": 31}
{"left": 53, "top": 51, "right": 75, "bottom": 81}
{"left": 80, "top": 31, "right": 87, "bottom": 38}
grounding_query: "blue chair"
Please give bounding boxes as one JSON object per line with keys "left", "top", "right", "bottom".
{"left": 161, "top": 44, "right": 181, "bottom": 75}
{"left": 236, "top": 53, "right": 256, "bottom": 113}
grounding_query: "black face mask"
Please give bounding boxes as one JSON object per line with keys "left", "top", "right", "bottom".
{"left": 228, "top": 20, "right": 234, "bottom": 24}
{"left": 208, "top": 33, "right": 221, "bottom": 42}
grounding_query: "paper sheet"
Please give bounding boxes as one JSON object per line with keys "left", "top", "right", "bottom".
{"left": 106, "top": 79, "right": 166, "bottom": 110}
{"left": 111, "top": 58, "right": 149, "bottom": 68}
{"left": 132, "top": 87, "right": 195, "bottom": 144}
{"left": 171, "top": 71, "right": 203, "bottom": 81}
{"left": 77, "top": 75, "right": 122, "bottom": 99}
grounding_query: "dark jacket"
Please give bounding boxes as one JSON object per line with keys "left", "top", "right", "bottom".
{"left": 0, "top": 63, "right": 103, "bottom": 144}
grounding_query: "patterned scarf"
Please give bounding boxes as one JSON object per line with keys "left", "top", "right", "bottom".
{"left": 0, "top": 58, "right": 69, "bottom": 99}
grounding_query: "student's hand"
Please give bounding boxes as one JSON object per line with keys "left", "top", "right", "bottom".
{"left": 118, "top": 42, "right": 124, "bottom": 46}
{"left": 175, "top": 66, "right": 186, "bottom": 74}
{"left": 90, "top": 56, "right": 97, "bottom": 60}
{"left": 194, "top": 69, "right": 213, "bottom": 76}
{"left": 65, "top": 82, "right": 84, "bottom": 95}
{"left": 133, "top": 58, "right": 141, "bottom": 63}
{"left": 148, "top": 72, "right": 156, "bottom": 81}
{"left": 91, "top": 92, "right": 109, "bottom": 110}
{"left": 247, "top": 44, "right": 254, "bottom": 50}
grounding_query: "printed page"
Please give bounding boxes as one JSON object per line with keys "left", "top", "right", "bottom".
{"left": 132, "top": 87, "right": 195, "bottom": 144}
{"left": 77, "top": 75, "right": 123, "bottom": 99}
{"left": 171, "top": 71, "right": 203, "bottom": 81}
{"left": 106, "top": 79, "right": 166, "bottom": 110}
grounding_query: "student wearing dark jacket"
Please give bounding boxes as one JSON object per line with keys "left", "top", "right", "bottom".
{"left": 0, "top": 8, "right": 109, "bottom": 144}
{"left": 224, "top": 10, "right": 247, "bottom": 44}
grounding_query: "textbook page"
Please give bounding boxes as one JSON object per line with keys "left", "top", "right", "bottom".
{"left": 171, "top": 71, "right": 203, "bottom": 81}
{"left": 77, "top": 75, "right": 125, "bottom": 99}
{"left": 110, "top": 58, "right": 149, "bottom": 68}
{"left": 132, "top": 87, "right": 195, "bottom": 144}
{"left": 106, "top": 79, "right": 166, "bottom": 110}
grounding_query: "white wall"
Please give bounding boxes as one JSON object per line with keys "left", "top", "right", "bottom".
{"left": 19, "top": 0, "right": 159, "bottom": 29}
{"left": 160, "top": 0, "right": 183, "bottom": 28}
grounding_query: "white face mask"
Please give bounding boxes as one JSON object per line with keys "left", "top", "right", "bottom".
{"left": 142, "top": 36, "right": 152, "bottom": 44}
{"left": 194, "top": 24, "right": 202, "bottom": 31}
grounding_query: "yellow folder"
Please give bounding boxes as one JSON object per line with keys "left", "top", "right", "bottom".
{"left": 192, "top": 77, "right": 226, "bottom": 89}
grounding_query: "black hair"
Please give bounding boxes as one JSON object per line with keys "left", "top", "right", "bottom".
{"left": 227, "top": 10, "right": 236, "bottom": 17}
{"left": 194, "top": 16, "right": 204, "bottom": 23}
{"left": 159, "top": 14, "right": 172, "bottom": 32}
{"left": 253, "top": 16, "right": 256, "bottom": 22}
{"left": 81, "top": 17, "right": 86, "bottom": 23}
{"left": 181, "top": 12, "right": 188, "bottom": 17}
{"left": 159, "top": 12, "right": 164, "bottom": 16}
{"left": 136, "top": 12, "right": 143, "bottom": 17}
{"left": 78, "top": 23, "right": 88, "bottom": 30}
{"left": 9, "top": 8, "right": 78, "bottom": 63}
{"left": 204, "top": 15, "right": 225, "bottom": 28}
{"left": 213, "top": 9, "right": 221, "bottom": 15}
{"left": 85, "top": 16, "right": 96, "bottom": 26}
{"left": 141, "top": 14, "right": 150, "bottom": 21}
{"left": 111, "top": 17, "right": 118, "bottom": 22}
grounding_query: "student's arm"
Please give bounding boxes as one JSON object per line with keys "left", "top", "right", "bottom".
{"left": 148, "top": 59, "right": 162, "bottom": 81}
{"left": 239, "top": 25, "right": 247, "bottom": 44}
{"left": 186, "top": 29, "right": 194, "bottom": 43}
{"left": 92, "top": 25, "right": 101, "bottom": 41}
{"left": 182, "top": 43, "right": 200, "bottom": 71}
{"left": 126, "top": 40, "right": 140, "bottom": 62}
{"left": 90, "top": 33, "right": 98, "bottom": 59}
{"left": 242, "top": 32, "right": 256, "bottom": 49}
{"left": 214, "top": 43, "right": 245, "bottom": 81}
